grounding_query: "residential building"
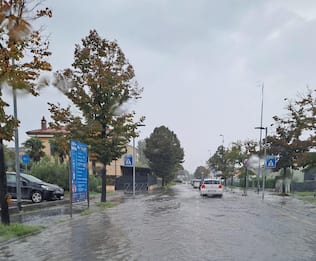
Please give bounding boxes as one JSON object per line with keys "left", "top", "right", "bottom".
{"left": 26, "top": 117, "right": 136, "bottom": 178}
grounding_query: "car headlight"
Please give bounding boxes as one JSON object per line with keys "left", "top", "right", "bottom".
{"left": 41, "top": 185, "right": 50, "bottom": 190}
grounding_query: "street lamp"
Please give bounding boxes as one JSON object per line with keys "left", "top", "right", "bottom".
{"left": 219, "top": 134, "right": 225, "bottom": 182}
{"left": 219, "top": 134, "right": 224, "bottom": 147}
{"left": 13, "top": 87, "right": 22, "bottom": 211}
{"left": 255, "top": 82, "right": 264, "bottom": 194}
{"left": 255, "top": 126, "right": 267, "bottom": 200}
{"left": 133, "top": 124, "right": 145, "bottom": 197}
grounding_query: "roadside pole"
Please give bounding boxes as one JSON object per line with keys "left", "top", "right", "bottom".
{"left": 243, "top": 159, "right": 248, "bottom": 196}
{"left": 262, "top": 127, "right": 267, "bottom": 200}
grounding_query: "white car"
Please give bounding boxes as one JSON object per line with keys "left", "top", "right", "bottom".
{"left": 200, "top": 178, "right": 223, "bottom": 197}
{"left": 191, "top": 179, "right": 201, "bottom": 189}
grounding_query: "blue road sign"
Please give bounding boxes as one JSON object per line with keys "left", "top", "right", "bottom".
{"left": 124, "top": 154, "right": 133, "bottom": 166}
{"left": 266, "top": 156, "right": 276, "bottom": 169}
{"left": 70, "top": 140, "right": 88, "bottom": 202}
{"left": 21, "top": 154, "right": 30, "bottom": 164}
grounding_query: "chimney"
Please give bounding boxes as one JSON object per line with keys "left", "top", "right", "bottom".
{"left": 41, "top": 116, "right": 47, "bottom": 130}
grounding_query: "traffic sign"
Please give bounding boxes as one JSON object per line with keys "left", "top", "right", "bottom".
{"left": 124, "top": 155, "right": 133, "bottom": 166}
{"left": 70, "top": 140, "right": 88, "bottom": 202}
{"left": 265, "top": 156, "right": 276, "bottom": 169}
{"left": 21, "top": 154, "right": 30, "bottom": 164}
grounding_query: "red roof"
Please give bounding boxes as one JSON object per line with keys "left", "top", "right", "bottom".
{"left": 26, "top": 116, "right": 68, "bottom": 136}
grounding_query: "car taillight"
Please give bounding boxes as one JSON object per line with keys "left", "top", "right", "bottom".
{"left": 201, "top": 184, "right": 206, "bottom": 189}
{"left": 218, "top": 184, "right": 222, "bottom": 189}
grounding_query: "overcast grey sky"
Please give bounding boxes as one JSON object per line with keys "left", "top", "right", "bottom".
{"left": 4, "top": 0, "right": 316, "bottom": 173}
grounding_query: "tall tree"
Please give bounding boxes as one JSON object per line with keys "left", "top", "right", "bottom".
{"left": 48, "top": 30, "right": 144, "bottom": 202}
{"left": 193, "top": 166, "right": 210, "bottom": 179}
{"left": 144, "top": 126, "right": 184, "bottom": 186}
{"left": 0, "top": 0, "right": 52, "bottom": 224}
{"left": 207, "top": 145, "right": 227, "bottom": 181}
{"left": 23, "top": 137, "right": 45, "bottom": 162}
{"left": 49, "top": 137, "right": 67, "bottom": 163}
{"left": 3, "top": 144, "right": 15, "bottom": 170}
{"left": 137, "top": 139, "right": 149, "bottom": 167}
{"left": 269, "top": 90, "right": 315, "bottom": 193}
{"left": 208, "top": 140, "right": 257, "bottom": 185}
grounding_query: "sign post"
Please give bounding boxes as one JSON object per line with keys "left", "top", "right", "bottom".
{"left": 21, "top": 154, "right": 30, "bottom": 172}
{"left": 70, "top": 140, "right": 88, "bottom": 217}
{"left": 263, "top": 155, "right": 276, "bottom": 200}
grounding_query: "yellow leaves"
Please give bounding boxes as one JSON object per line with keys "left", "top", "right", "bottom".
{"left": 7, "top": 16, "right": 31, "bottom": 42}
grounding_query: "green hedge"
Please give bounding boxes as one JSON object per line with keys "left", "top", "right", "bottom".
{"left": 239, "top": 178, "right": 275, "bottom": 189}
{"left": 89, "top": 175, "right": 102, "bottom": 193}
{"left": 30, "top": 157, "right": 103, "bottom": 193}
{"left": 30, "top": 157, "right": 69, "bottom": 190}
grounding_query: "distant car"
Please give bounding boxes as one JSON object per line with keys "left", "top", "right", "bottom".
{"left": 191, "top": 179, "right": 201, "bottom": 189}
{"left": 6, "top": 172, "right": 64, "bottom": 203}
{"left": 200, "top": 178, "right": 223, "bottom": 197}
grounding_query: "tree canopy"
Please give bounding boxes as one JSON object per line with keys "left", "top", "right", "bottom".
{"left": 208, "top": 140, "right": 257, "bottom": 184}
{"left": 193, "top": 166, "right": 210, "bottom": 179}
{"left": 144, "top": 126, "right": 184, "bottom": 186}
{"left": 23, "top": 137, "right": 45, "bottom": 162}
{"left": 0, "top": 0, "right": 52, "bottom": 225}
{"left": 267, "top": 88, "right": 316, "bottom": 192}
{"left": 0, "top": 0, "right": 52, "bottom": 140}
{"left": 48, "top": 30, "right": 144, "bottom": 201}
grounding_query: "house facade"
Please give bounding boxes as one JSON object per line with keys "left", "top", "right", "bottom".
{"left": 26, "top": 117, "right": 136, "bottom": 178}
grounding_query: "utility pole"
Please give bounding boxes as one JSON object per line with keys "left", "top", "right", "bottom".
{"left": 262, "top": 127, "right": 267, "bottom": 200}
{"left": 13, "top": 87, "right": 22, "bottom": 211}
{"left": 133, "top": 124, "right": 145, "bottom": 197}
{"left": 256, "top": 82, "right": 264, "bottom": 194}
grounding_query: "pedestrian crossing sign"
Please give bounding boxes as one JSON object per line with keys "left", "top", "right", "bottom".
{"left": 265, "top": 156, "right": 276, "bottom": 169}
{"left": 124, "top": 155, "right": 133, "bottom": 166}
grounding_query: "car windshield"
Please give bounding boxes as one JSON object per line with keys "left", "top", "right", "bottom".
{"left": 20, "top": 173, "right": 44, "bottom": 183}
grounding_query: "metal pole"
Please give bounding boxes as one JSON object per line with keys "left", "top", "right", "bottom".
{"left": 132, "top": 136, "right": 135, "bottom": 197}
{"left": 262, "top": 127, "right": 267, "bottom": 200}
{"left": 257, "top": 83, "right": 264, "bottom": 194}
{"left": 13, "top": 87, "right": 22, "bottom": 211}
{"left": 220, "top": 134, "right": 224, "bottom": 147}
{"left": 245, "top": 167, "right": 248, "bottom": 195}
{"left": 132, "top": 124, "right": 145, "bottom": 196}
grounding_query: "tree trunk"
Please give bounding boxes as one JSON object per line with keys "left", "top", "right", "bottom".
{"left": 282, "top": 167, "right": 286, "bottom": 194}
{"left": 0, "top": 139, "right": 10, "bottom": 225}
{"left": 100, "top": 165, "right": 107, "bottom": 202}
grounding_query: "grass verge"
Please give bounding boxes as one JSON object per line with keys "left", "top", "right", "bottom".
{"left": 294, "top": 191, "right": 316, "bottom": 204}
{"left": 294, "top": 191, "right": 315, "bottom": 197}
{"left": 95, "top": 201, "right": 117, "bottom": 210}
{"left": 0, "top": 223, "right": 44, "bottom": 243}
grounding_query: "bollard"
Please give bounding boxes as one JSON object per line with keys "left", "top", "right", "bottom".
{"left": 6, "top": 193, "right": 12, "bottom": 206}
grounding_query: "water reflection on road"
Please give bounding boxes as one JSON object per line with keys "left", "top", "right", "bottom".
{"left": 1, "top": 184, "right": 316, "bottom": 261}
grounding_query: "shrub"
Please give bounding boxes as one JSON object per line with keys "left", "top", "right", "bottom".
{"left": 30, "top": 157, "right": 69, "bottom": 190}
{"left": 89, "top": 175, "right": 102, "bottom": 193}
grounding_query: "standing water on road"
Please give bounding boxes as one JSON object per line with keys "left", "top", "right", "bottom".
{"left": 0, "top": 184, "right": 315, "bottom": 260}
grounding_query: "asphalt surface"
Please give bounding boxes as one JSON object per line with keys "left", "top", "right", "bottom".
{"left": 0, "top": 186, "right": 315, "bottom": 261}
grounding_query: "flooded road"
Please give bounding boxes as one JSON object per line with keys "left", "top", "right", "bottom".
{"left": 1, "top": 184, "right": 316, "bottom": 261}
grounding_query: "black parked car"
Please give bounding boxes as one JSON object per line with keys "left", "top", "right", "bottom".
{"left": 6, "top": 172, "right": 64, "bottom": 203}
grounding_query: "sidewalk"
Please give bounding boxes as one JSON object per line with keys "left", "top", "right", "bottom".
{"left": 229, "top": 186, "right": 316, "bottom": 216}
{"left": 1, "top": 191, "right": 125, "bottom": 217}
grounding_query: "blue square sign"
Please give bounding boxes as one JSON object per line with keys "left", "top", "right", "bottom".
{"left": 124, "top": 155, "right": 133, "bottom": 166}
{"left": 266, "top": 156, "right": 276, "bottom": 169}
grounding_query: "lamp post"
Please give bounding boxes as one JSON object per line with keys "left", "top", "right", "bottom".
{"left": 220, "top": 134, "right": 224, "bottom": 147}
{"left": 219, "top": 134, "right": 225, "bottom": 183}
{"left": 255, "top": 126, "right": 267, "bottom": 200}
{"left": 13, "top": 87, "right": 22, "bottom": 211}
{"left": 133, "top": 124, "right": 145, "bottom": 197}
{"left": 256, "top": 82, "right": 264, "bottom": 194}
